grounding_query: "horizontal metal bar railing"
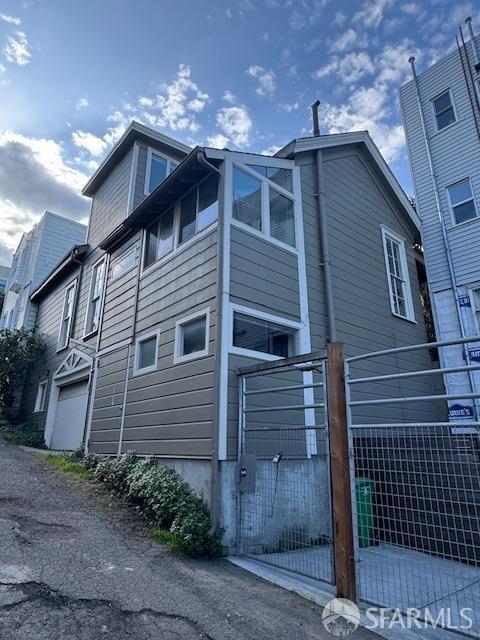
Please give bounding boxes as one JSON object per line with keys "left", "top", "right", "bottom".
{"left": 349, "top": 363, "right": 480, "bottom": 385}
{"left": 244, "top": 402, "right": 325, "bottom": 413}
{"left": 347, "top": 335, "right": 480, "bottom": 363}
{"left": 245, "top": 381, "right": 324, "bottom": 396}
{"left": 350, "top": 391, "right": 480, "bottom": 407}
{"left": 349, "top": 421, "right": 480, "bottom": 429}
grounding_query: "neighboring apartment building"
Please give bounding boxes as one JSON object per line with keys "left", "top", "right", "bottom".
{"left": 20, "top": 120, "right": 440, "bottom": 541}
{"left": 0, "top": 265, "right": 10, "bottom": 313}
{"left": 399, "top": 17, "right": 480, "bottom": 424}
{"left": 0, "top": 212, "right": 87, "bottom": 332}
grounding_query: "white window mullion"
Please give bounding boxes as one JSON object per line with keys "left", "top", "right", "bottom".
{"left": 262, "top": 180, "right": 270, "bottom": 237}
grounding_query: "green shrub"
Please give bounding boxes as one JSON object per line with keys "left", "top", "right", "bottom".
{"left": 0, "top": 420, "right": 45, "bottom": 448}
{"left": 82, "top": 452, "right": 103, "bottom": 470}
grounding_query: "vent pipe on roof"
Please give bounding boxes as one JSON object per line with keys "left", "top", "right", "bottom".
{"left": 310, "top": 100, "right": 321, "bottom": 137}
{"left": 465, "top": 17, "right": 480, "bottom": 69}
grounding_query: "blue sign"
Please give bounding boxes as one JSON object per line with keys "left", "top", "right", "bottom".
{"left": 458, "top": 294, "right": 471, "bottom": 307}
{"left": 468, "top": 348, "right": 480, "bottom": 363}
{"left": 449, "top": 403, "right": 475, "bottom": 419}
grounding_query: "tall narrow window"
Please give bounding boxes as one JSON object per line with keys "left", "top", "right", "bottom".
{"left": 432, "top": 91, "right": 456, "bottom": 131}
{"left": 381, "top": 228, "right": 415, "bottom": 322}
{"left": 58, "top": 281, "right": 76, "bottom": 350}
{"left": 179, "top": 176, "right": 218, "bottom": 245}
{"left": 269, "top": 188, "right": 295, "bottom": 247}
{"left": 447, "top": 178, "right": 477, "bottom": 225}
{"left": 143, "top": 208, "right": 175, "bottom": 269}
{"left": 85, "top": 259, "right": 106, "bottom": 336}
{"left": 144, "top": 150, "right": 178, "bottom": 195}
{"left": 34, "top": 380, "right": 47, "bottom": 413}
{"left": 471, "top": 288, "right": 480, "bottom": 335}
{"left": 232, "top": 167, "right": 262, "bottom": 230}
{"left": 134, "top": 331, "right": 160, "bottom": 375}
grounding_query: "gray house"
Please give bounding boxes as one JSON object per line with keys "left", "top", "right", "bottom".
{"left": 20, "top": 120, "right": 438, "bottom": 541}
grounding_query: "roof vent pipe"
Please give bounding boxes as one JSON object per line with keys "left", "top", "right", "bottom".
{"left": 465, "top": 17, "right": 480, "bottom": 68}
{"left": 310, "top": 100, "right": 321, "bottom": 137}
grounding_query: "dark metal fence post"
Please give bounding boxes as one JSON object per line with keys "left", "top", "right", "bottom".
{"left": 327, "top": 341, "right": 357, "bottom": 602}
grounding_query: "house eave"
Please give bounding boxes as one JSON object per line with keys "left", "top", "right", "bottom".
{"left": 30, "top": 244, "right": 90, "bottom": 303}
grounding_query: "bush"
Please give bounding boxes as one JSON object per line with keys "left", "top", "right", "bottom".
{"left": 0, "top": 419, "right": 45, "bottom": 448}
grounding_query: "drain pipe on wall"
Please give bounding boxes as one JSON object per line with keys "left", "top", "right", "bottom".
{"left": 409, "top": 56, "right": 475, "bottom": 396}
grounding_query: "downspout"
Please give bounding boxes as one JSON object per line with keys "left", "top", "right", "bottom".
{"left": 314, "top": 148, "right": 337, "bottom": 343}
{"left": 408, "top": 56, "right": 475, "bottom": 396}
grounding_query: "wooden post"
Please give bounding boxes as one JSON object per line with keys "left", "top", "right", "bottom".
{"left": 327, "top": 341, "right": 357, "bottom": 602}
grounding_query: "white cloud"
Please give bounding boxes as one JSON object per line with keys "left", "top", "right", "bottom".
{"left": 353, "top": 0, "right": 393, "bottom": 28}
{"left": 313, "top": 52, "right": 375, "bottom": 83}
{"left": 312, "top": 59, "right": 339, "bottom": 79}
{"left": 400, "top": 3, "right": 420, "bottom": 15}
{"left": 188, "top": 98, "right": 206, "bottom": 112}
{"left": 246, "top": 65, "right": 276, "bottom": 97}
{"left": 222, "top": 90, "right": 236, "bottom": 104}
{"left": 0, "top": 14, "right": 21, "bottom": 25}
{"left": 206, "top": 133, "right": 229, "bottom": 148}
{"left": 0, "top": 131, "right": 89, "bottom": 249}
{"left": 279, "top": 101, "right": 300, "bottom": 113}
{"left": 329, "top": 28, "right": 368, "bottom": 53}
{"left": 332, "top": 11, "right": 346, "bottom": 26}
{"left": 289, "top": 0, "right": 329, "bottom": 31}
{"left": 71, "top": 131, "right": 108, "bottom": 157}
{"left": 3, "top": 31, "right": 31, "bottom": 66}
{"left": 75, "top": 96, "right": 89, "bottom": 110}
{"left": 261, "top": 144, "right": 282, "bottom": 155}
{"left": 0, "top": 238, "right": 13, "bottom": 266}
{"left": 216, "top": 105, "right": 252, "bottom": 147}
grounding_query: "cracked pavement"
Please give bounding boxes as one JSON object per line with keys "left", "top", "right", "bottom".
{"left": 0, "top": 439, "right": 376, "bottom": 639}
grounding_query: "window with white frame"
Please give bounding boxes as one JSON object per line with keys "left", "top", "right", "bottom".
{"left": 381, "top": 228, "right": 415, "bottom": 321}
{"left": 447, "top": 178, "right": 477, "bottom": 225}
{"left": 84, "top": 259, "right": 106, "bottom": 336}
{"left": 144, "top": 207, "right": 175, "bottom": 268}
{"left": 179, "top": 175, "right": 218, "bottom": 244}
{"left": 58, "top": 281, "right": 77, "bottom": 350}
{"left": 174, "top": 309, "right": 210, "bottom": 364}
{"left": 134, "top": 331, "right": 159, "bottom": 374}
{"left": 111, "top": 248, "right": 136, "bottom": 280}
{"left": 432, "top": 90, "right": 456, "bottom": 131}
{"left": 232, "top": 311, "right": 298, "bottom": 358}
{"left": 144, "top": 149, "right": 178, "bottom": 195}
{"left": 232, "top": 163, "right": 296, "bottom": 248}
{"left": 34, "top": 380, "right": 47, "bottom": 413}
{"left": 470, "top": 288, "right": 480, "bottom": 334}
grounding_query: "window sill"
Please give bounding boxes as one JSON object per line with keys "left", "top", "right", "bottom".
{"left": 448, "top": 216, "right": 480, "bottom": 231}
{"left": 230, "top": 346, "right": 286, "bottom": 362}
{"left": 231, "top": 219, "right": 298, "bottom": 255}
{"left": 173, "top": 349, "right": 210, "bottom": 365}
{"left": 33, "top": 410, "right": 45, "bottom": 415}
{"left": 391, "top": 312, "right": 417, "bottom": 324}
{"left": 56, "top": 345, "right": 69, "bottom": 354}
{"left": 82, "top": 329, "right": 98, "bottom": 341}
{"left": 432, "top": 118, "right": 462, "bottom": 136}
{"left": 132, "top": 364, "right": 158, "bottom": 377}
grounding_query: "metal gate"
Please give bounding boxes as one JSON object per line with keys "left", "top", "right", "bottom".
{"left": 236, "top": 352, "right": 334, "bottom": 584}
{"left": 346, "top": 336, "right": 480, "bottom": 638}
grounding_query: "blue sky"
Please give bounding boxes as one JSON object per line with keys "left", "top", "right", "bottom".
{"left": 0, "top": 0, "right": 476, "bottom": 264}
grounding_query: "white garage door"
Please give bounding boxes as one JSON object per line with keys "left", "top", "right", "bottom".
{"left": 50, "top": 380, "right": 89, "bottom": 451}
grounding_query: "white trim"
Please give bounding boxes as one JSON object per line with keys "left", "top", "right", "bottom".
{"left": 144, "top": 147, "right": 178, "bottom": 196}
{"left": 57, "top": 278, "right": 77, "bottom": 352}
{"left": 83, "top": 358, "right": 98, "bottom": 454}
{"left": 230, "top": 219, "right": 298, "bottom": 255}
{"left": 431, "top": 88, "right": 457, "bottom": 133}
{"left": 83, "top": 256, "right": 106, "bottom": 339}
{"left": 470, "top": 287, "right": 480, "bottom": 335}
{"left": 173, "top": 307, "right": 211, "bottom": 365}
{"left": 380, "top": 225, "right": 416, "bottom": 323}
{"left": 34, "top": 379, "right": 48, "bottom": 413}
{"left": 126, "top": 142, "right": 139, "bottom": 215}
{"left": 110, "top": 246, "right": 137, "bottom": 281}
{"left": 446, "top": 177, "right": 478, "bottom": 226}
{"left": 133, "top": 329, "right": 160, "bottom": 376}
{"left": 229, "top": 302, "right": 302, "bottom": 361}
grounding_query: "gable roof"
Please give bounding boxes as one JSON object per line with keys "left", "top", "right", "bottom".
{"left": 82, "top": 121, "right": 191, "bottom": 197}
{"left": 30, "top": 244, "right": 89, "bottom": 302}
{"left": 276, "top": 131, "right": 420, "bottom": 230}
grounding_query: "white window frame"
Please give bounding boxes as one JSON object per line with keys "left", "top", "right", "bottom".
{"left": 381, "top": 226, "right": 416, "bottom": 323}
{"left": 111, "top": 247, "right": 136, "bottom": 281}
{"left": 231, "top": 160, "right": 298, "bottom": 253}
{"left": 144, "top": 147, "right": 178, "bottom": 196}
{"left": 173, "top": 307, "right": 210, "bottom": 365}
{"left": 446, "top": 177, "right": 478, "bottom": 226}
{"left": 57, "top": 279, "right": 77, "bottom": 351}
{"left": 229, "top": 302, "right": 301, "bottom": 362}
{"left": 83, "top": 257, "right": 106, "bottom": 339}
{"left": 431, "top": 89, "right": 457, "bottom": 132}
{"left": 470, "top": 287, "right": 480, "bottom": 334}
{"left": 133, "top": 329, "right": 160, "bottom": 376}
{"left": 34, "top": 380, "right": 48, "bottom": 413}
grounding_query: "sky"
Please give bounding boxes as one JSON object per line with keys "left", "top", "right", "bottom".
{"left": 0, "top": 0, "right": 477, "bottom": 266}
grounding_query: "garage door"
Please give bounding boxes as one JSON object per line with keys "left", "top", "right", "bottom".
{"left": 50, "top": 380, "right": 89, "bottom": 451}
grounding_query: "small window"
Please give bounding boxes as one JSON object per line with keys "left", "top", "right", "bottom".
{"left": 85, "top": 259, "right": 106, "bottom": 336}
{"left": 111, "top": 248, "right": 136, "bottom": 280}
{"left": 381, "top": 228, "right": 415, "bottom": 322}
{"left": 134, "top": 331, "right": 159, "bottom": 374}
{"left": 447, "top": 178, "right": 477, "bottom": 225}
{"left": 34, "top": 380, "right": 47, "bottom": 413}
{"left": 233, "top": 312, "right": 297, "bottom": 357}
{"left": 143, "top": 208, "right": 175, "bottom": 269}
{"left": 233, "top": 167, "right": 262, "bottom": 230}
{"left": 269, "top": 188, "right": 295, "bottom": 247}
{"left": 470, "top": 288, "right": 480, "bottom": 335}
{"left": 174, "top": 309, "right": 210, "bottom": 363}
{"left": 179, "top": 175, "right": 218, "bottom": 245}
{"left": 432, "top": 91, "right": 456, "bottom": 131}
{"left": 58, "top": 281, "right": 76, "bottom": 350}
{"left": 145, "top": 150, "right": 178, "bottom": 195}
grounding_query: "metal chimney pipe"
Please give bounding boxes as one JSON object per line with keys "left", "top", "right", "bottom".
{"left": 310, "top": 100, "right": 321, "bottom": 137}
{"left": 465, "top": 16, "right": 480, "bottom": 67}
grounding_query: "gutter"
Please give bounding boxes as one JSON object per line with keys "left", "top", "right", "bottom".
{"left": 30, "top": 244, "right": 89, "bottom": 302}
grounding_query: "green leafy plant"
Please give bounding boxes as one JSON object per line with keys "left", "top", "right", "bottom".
{"left": 0, "top": 328, "right": 45, "bottom": 408}
{"left": 43, "top": 454, "right": 93, "bottom": 480}
{"left": 0, "top": 418, "right": 45, "bottom": 448}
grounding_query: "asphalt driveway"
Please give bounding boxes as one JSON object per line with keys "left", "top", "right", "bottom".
{"left": 0, "top": 438, "right": 375, "bottom": 639}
